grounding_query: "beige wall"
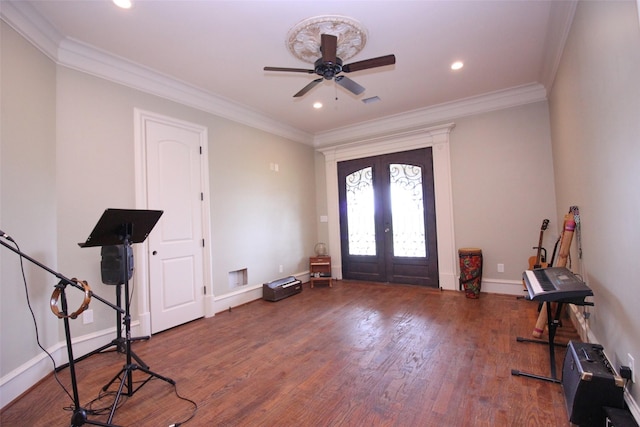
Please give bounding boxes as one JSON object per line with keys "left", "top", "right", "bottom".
{"left": 549, "top": 0, "right": 640, "bottom": 409}
{"left": 1, "top": 22, "right": 58, "bottom": 379}
{"left": 449, "top": 101, "right": 556, "bottom": 281}
{"left": 207, "top": 121, "right": 317, "bottom": 295}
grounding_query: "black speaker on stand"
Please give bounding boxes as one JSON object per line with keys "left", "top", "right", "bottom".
{"left": 101, "top": 245, "right": 133, "bottom": 285}
{"left": 78, "top": 208, "right": 174, "bottom": 425}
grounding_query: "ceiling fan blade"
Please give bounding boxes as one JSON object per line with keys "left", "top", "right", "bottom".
{"left": 264, "top": 66, "right": 315, "bottom": 73}
{"left": 342, "top": 54, "right": 396, "bottom": 73}
{"left": 293, "top": 78, "right": 323, "bottom": 97}
{"left": 321, "top": 34, "right": 337, "bottom": 64}
{"left": 335, "top": 75, "right": 365, "bottom": 96}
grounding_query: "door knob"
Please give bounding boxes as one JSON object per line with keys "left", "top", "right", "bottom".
{"left": 152, "top": 250, "right": 157, "bottom": 256}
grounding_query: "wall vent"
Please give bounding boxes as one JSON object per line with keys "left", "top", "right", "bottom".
{"left": 228, "top": 268, "right": 248, "bottom": 288}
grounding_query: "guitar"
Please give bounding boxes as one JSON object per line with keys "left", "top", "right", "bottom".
{"left": 528, "top": 219, "right": 549, "bottom": 269}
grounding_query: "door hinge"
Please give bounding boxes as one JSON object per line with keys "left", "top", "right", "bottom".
{"left": 199, "top": 146, "right": 202, "bottom": 155}
{"left": 203, "top": 286, "right": 207, "bottom": 295}
{"left": 201, "top": 192, "right": 204, "bottom": 201}
{"left": 202, "top": 239, "right": 205, "bottom": 247}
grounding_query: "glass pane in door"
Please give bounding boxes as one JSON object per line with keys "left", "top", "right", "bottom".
{"left": 346, "top": 167, "right": 376, "bottom": 255}
{"left": 390, "top": 163, "right": 426, "bottom": 257}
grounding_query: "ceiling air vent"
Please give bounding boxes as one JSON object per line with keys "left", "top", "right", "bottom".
{"left": 362, "top": 96, "right": 381, "bottom": 104}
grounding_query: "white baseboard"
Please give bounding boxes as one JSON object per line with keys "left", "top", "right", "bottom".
{"left": 0, "top": 322, "right": 142, "bottom": 409}
{"left": 211, "top": 284, "right": 264, "bottom": 314}
{"left": 478, "top": 278, "right": 526, "bottom": 296}
{"left": 0, "top": 342, "right": 65, "bottom": 409}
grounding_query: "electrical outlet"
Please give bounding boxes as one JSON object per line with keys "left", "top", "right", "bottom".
{"left": 497, "top": 263, "right": 504, "bottom": 273}
{"left": 279, "top": 264, "right": 284, "bottom": 273}
{"left": 629, "top": 353, "right": 635, "bottom": 383}
{"left": 83, "top": 309, "right": 93, "bottom": 325}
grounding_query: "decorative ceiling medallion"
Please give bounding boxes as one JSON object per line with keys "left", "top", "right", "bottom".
{"left": 286, "top": 15, "right": 367, "bottom": 64}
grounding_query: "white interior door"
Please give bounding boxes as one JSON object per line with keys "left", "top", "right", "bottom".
{"left": 145, "top": 119, "right": 205, "bottom": 333}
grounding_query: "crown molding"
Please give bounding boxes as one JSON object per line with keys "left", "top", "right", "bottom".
{"left": 55, "top": 37, "right": 314, "bottom": 145}
{"left": 538, "top": 0, "right": 577, "bottom": 91}
{"left": 0, "top": 0, "right": 61, "bottom": 61}
{"left": 1, "top": 1, "right": 314, "bottom": 146}
{"left": 312, "top": 83, "right": 547, "bottom": 148}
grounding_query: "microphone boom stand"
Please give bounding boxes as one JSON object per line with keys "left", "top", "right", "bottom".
{"left": 0, "top": 238, "right": 122, "bottom": 427}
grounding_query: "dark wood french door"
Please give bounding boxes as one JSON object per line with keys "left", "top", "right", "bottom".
{"left": 338, "top": 148, "right": 438, "bottom": 287}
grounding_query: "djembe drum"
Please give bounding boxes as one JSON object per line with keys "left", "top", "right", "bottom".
{"left": 459, "top": 248, "right": 483, "bottom": 298}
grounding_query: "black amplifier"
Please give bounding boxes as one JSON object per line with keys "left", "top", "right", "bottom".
{"left": 604, "top": 407, "right": 639, "bottom": 427}
{"left": 562, "top": 341, "right": 625, "bottom": 426}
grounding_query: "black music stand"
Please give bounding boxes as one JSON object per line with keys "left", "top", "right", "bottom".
{"left": 60, "top": 211, "right": 160, "bottom": 371}
{"left": 78, "top": 209, "right": 175, "bottom": 425}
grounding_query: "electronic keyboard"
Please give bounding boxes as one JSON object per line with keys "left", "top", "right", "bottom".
{"left": 523, "top": 267, "right": 593, "bottom": 303}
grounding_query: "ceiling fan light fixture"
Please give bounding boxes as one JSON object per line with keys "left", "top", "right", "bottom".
{"left": 265, "top": 17, "right": 395, "bottom": 98}
{"left": 313, "top": 102, "right": 323, "bottom": 109}
{"left": 451, "top": 61, "right": 464, "bottom": 71}
{"left": 287, "top": 15, "right": 368, "bottom": 63}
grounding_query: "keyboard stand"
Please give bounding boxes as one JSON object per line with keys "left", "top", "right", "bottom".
{"left": 511, "top": 298, "right": 594, "bottom": 383}
{"left": 516, "top": 302, "right": 566, "bottom": 348}
{"left": 511, "top": 301, "right": 564, "bottom": 383}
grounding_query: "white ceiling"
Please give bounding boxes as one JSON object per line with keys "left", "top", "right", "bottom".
{"left": 2, "top": 0, "right": 575, "bottom": 141}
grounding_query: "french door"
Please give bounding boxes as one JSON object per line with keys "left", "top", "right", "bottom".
{"left": 338, "top": 148, "right": 438, "bottom": 287}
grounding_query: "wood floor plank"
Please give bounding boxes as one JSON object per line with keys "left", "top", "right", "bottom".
{"left": 1, "top": 280, "right": 578, "bottom": 426}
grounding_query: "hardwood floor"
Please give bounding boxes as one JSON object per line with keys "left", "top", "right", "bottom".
{"left": 1, "top": 280, "right": 579, "bottom": 426}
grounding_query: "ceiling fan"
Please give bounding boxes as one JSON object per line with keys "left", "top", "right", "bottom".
{"left": 264, "top": 34, "right": 396, "bottom": 98}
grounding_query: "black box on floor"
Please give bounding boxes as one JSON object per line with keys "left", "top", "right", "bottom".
{"left": 262, "top": 276, "right": 302, "bottom": 302}
{"left": 562, "top": 341, "right": 625, "bottom": 427}
{"left": 604, "top": 407, "right": 639, "bottom": 427}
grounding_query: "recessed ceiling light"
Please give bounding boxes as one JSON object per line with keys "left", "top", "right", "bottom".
{"left": 451, "top": 61, "right": 464, "bottom": 71}
{"left": 113, "top": 0, "right": 132, "bottom": 9}
{"left": 313, "top": 102, "right": 323, "bottom": 109}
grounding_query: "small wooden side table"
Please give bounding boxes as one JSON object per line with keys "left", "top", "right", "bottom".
{"left": 309, "top": 256, "right": 332, "bottom": 288}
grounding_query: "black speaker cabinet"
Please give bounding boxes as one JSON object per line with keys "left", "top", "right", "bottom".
{"left": 100, "top": 245, "right": 133, "bottom": 285}
{"left": 604, "top": 407, "right": 639, "bottom": 427}
{"left": 562, "top": 341, "right": 625, "bottom": 426}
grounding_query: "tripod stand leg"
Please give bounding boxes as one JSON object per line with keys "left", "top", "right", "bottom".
{"left": 102, "top": 366, "right": 127, "bottom": 393}
{"left": 129, "top": 348, "right": 150, "bottom": 369}
{"left": 103, "top": 363, "right": 175, "bottom": 425}
{"left": 107, "top": 367, "right": 131, "bottom": 425}
{"left": 137, "top": 364, "right": 175, "bottom": 386}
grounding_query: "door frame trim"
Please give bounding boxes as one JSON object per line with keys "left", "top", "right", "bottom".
{"left": 133, "top": 109, "right": 214, "bottom": 336}
{"left": 319, "top": 122, "right": 457, "bottom": 290}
